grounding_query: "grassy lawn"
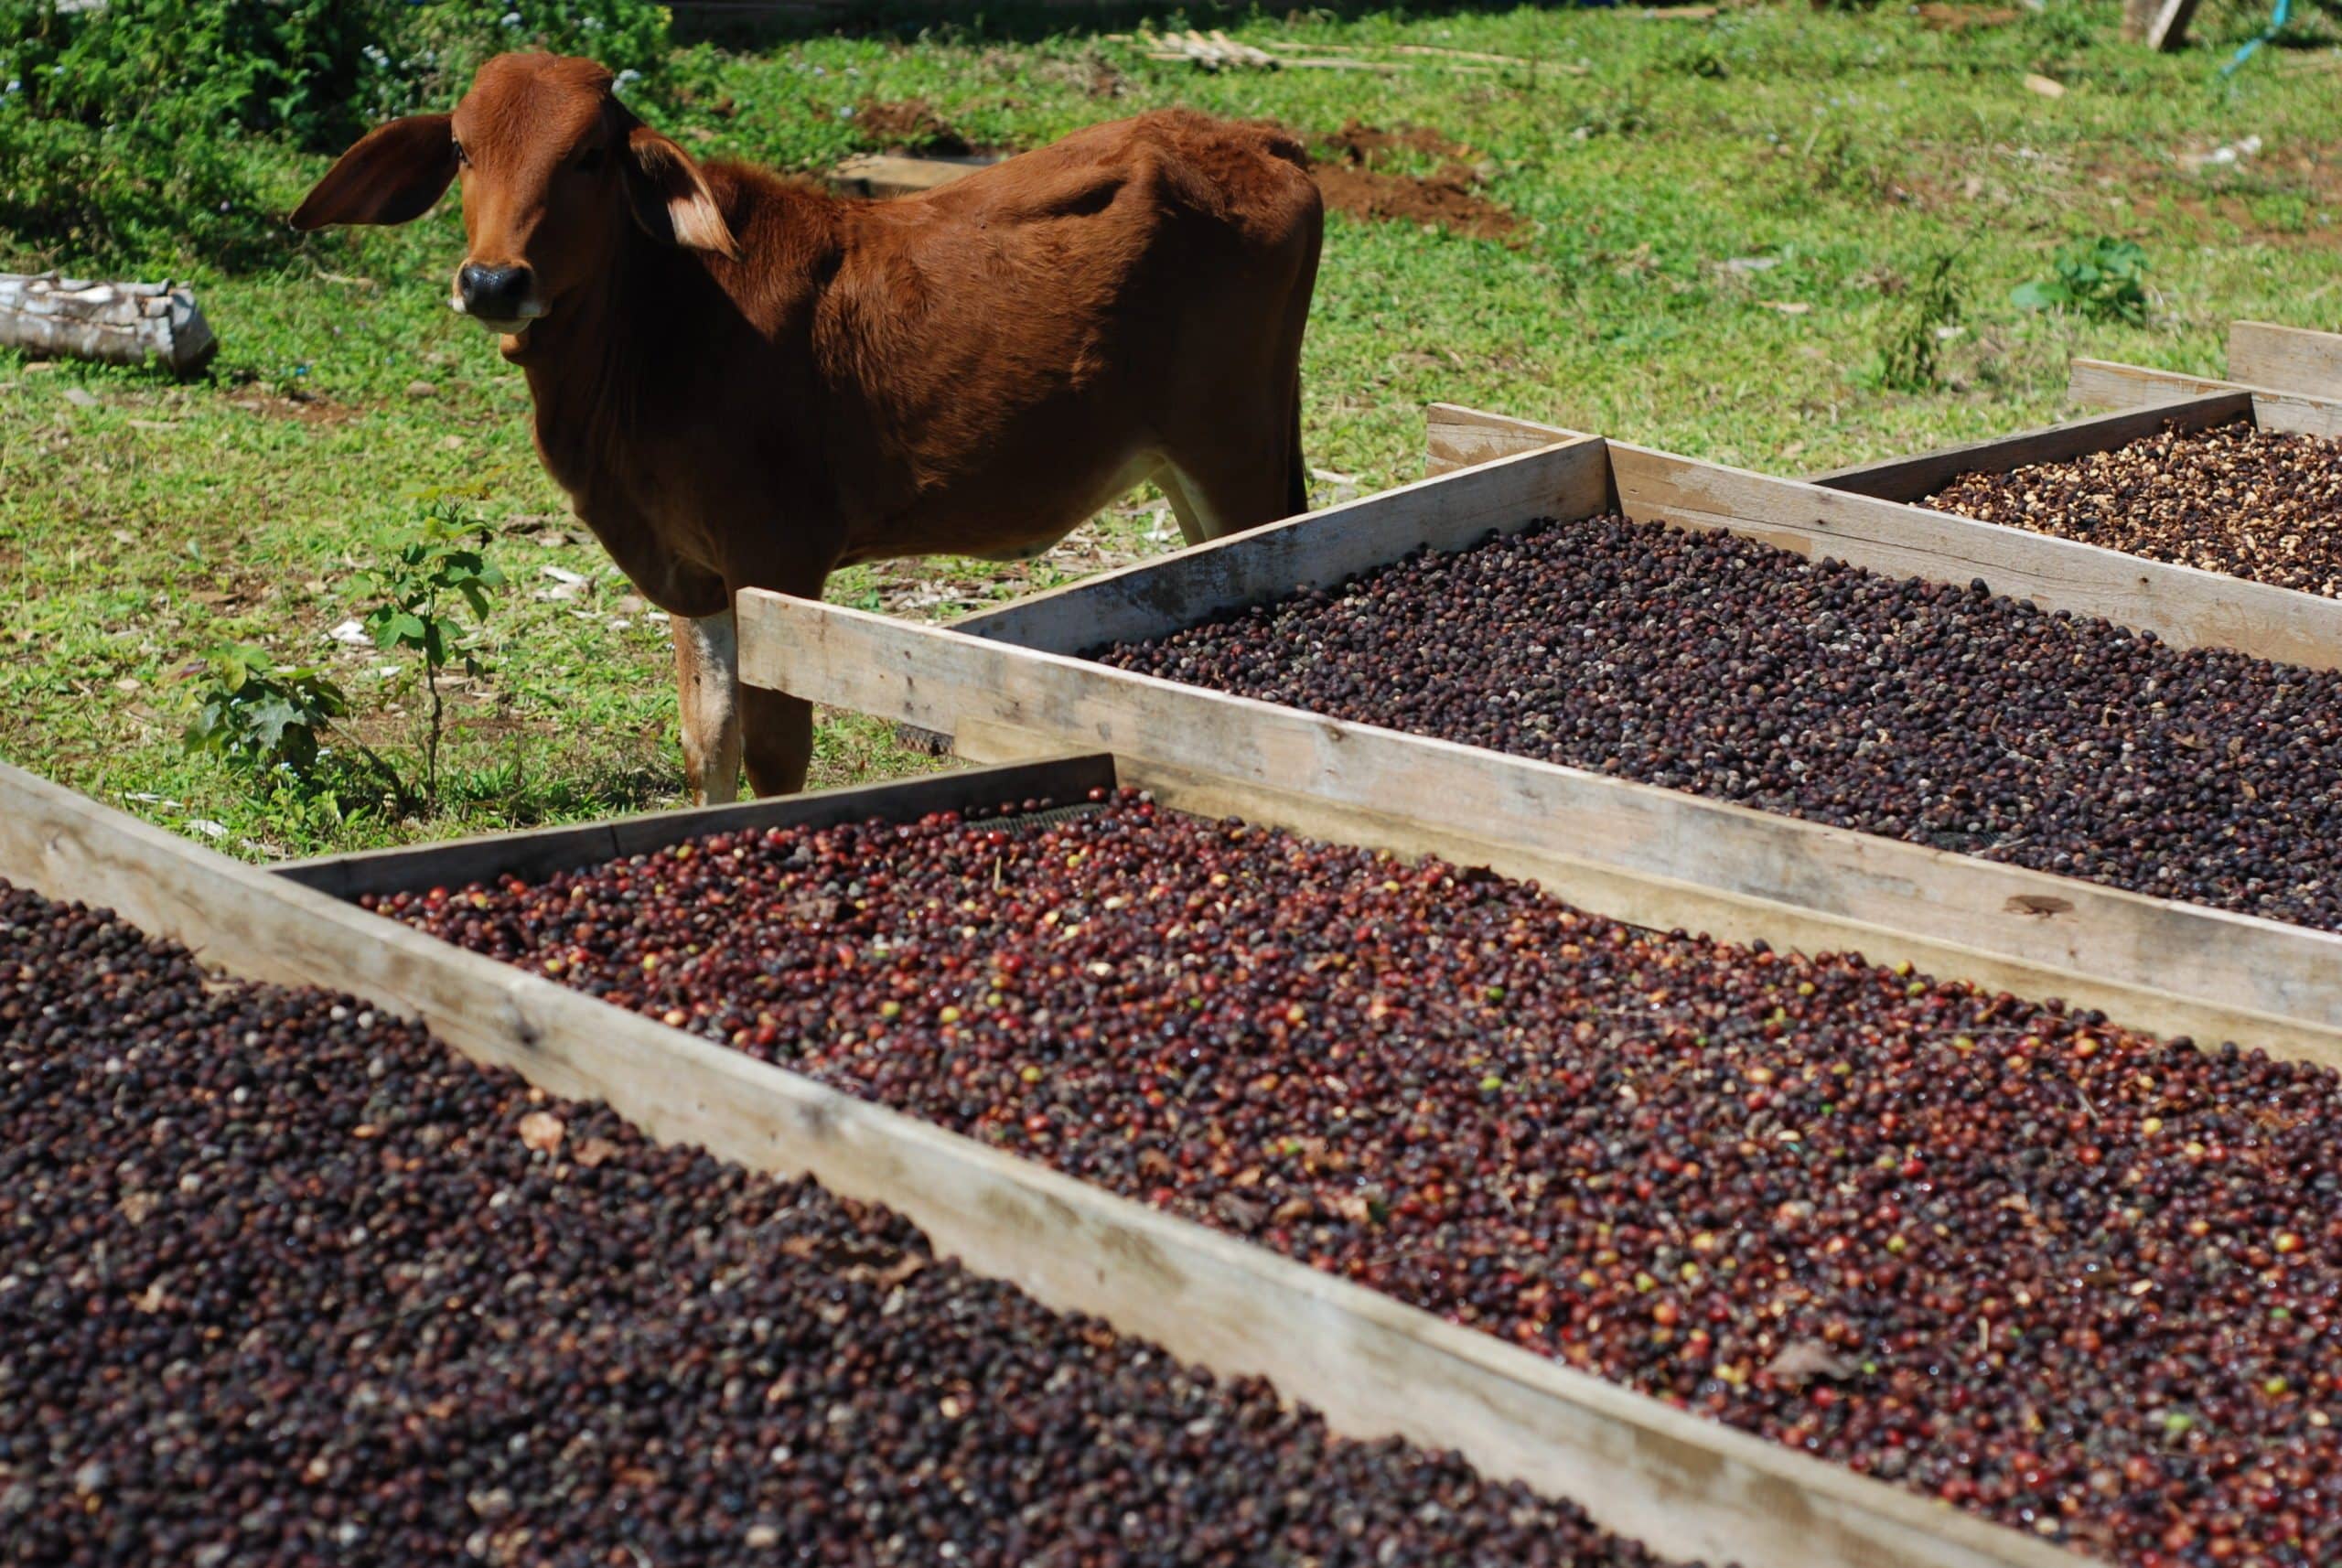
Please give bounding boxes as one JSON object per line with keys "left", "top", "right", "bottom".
{"left": 4, "top": 1, "right": 2337, "bottom": 859}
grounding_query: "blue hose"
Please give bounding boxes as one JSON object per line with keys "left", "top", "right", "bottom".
{"left": 2221, "top": 0, "right": 2292, "bottom": 77}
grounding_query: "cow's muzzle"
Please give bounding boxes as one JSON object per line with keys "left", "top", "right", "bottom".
{"left": 453, "top": 262, "right": 546, "bottom": 334}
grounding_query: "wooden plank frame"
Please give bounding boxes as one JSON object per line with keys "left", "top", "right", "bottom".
{"left": 2066, "top": 358, "right": 2342, "bottom": 440}
{"left": 1804, "top": 392, "right": 2256, "bottom": 499}
{"left": 1448, "top": 392, "right": 2342, "bottom": 662}
{"left": 736, "top": 436, "right": 2342, "bottom": 1069}
{"left": 0, "top": 757, "right": 2082, "bottom": 1568}
{"left": 2229, "top": 320, "right": 2342, "bottom": 399}
{"left": 1424, "top": 400, "right": 1578, "bottom": 476}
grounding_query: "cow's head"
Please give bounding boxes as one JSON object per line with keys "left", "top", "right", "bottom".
{"left": 290, "top": 53, "right": 736, "bottom": 346}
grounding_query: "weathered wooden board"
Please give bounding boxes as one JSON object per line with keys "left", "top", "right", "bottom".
{"left": 1805, "top": 393, "right": 2249, "bottom": 500}
{"left": 954, "top": 437, "right": 1613, "bottom": 656}
{"left": 1424, "top": 401, "right": 1579, "bottom": 476}
{"left": 2229, "top": 320, "right": 2342, "bottom": 399}
{"left": 740, "top": 587, "right": 2342, "bottom": 1073}
{"left": 274, "top": 757, "right": 1060, "bottom": 902}
{"left": 2067, "top": 359, "right": 2342, "bottom": 440}
{"left": 0, "top": 759, "right": 2079, "bottom": 1568}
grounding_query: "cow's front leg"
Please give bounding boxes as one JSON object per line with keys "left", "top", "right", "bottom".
{"left": 671, "top": 608, "right": 743, "bottom": 805}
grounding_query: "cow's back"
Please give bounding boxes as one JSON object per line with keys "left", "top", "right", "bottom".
{"left": 918, "top": 109, "right": 1317, "bottom": 250}
{"left": 807, "top": 110, "right": 1321, "bottom": 545}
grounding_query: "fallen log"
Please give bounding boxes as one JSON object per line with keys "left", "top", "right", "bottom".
{"left": 0, "top": 273, "right": 218, "bottom": 375}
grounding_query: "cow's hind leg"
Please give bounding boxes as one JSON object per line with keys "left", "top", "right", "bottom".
{"left": 730, "top": 561, "right": 831, "bottom": 798}
{"left": 1161, "top": 383, "right": 1311, "bottom": 542}
{"left": 740, "top": 685, "right": 814, "bottom": 799}
{"left": 671, "top": 608, "right": 743, "bottom": 806}
{"left": 1155, "top": 467, "right": 1213, "bottom": 548}
{"left": 1161, "top": 444, "right": 1302, "bottom": 542}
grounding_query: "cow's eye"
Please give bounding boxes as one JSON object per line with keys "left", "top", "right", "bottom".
{"left": 452, "top": 141, "right": 470, "bottom": 167}
{"left": 576, "top": 145, "right": 606, "bottom": 174}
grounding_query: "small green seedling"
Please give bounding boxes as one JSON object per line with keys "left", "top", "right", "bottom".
{"left": 360, "top": 503, "right": 507, "bottom": 804}
{"left": 183, "top": 644, "right": 349, "bottom": 780}
{"left": 2012, "top": 237, "right": 2150, "bottom": 325}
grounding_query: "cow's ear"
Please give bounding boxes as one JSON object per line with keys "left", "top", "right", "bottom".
{"left": 290, "top": 114, "right": 457, "bottom": 230}
{"left": 625, "top": 125, "right": 739, "bottom": 258}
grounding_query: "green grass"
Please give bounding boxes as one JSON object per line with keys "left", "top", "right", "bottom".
{"left": 5, "top": 1, "right": 2339, "bottom": 858}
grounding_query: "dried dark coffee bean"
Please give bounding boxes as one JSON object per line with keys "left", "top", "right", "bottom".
{"left": 392, "top": 794, "right": 2342, "bottom": 1567}
{"left": 0, "top": 877, "right": 1695, "bottom": 1568}
{"left": 1093, "top": 511, "right": 2342, "bottom": 932}
{"left": 1924, "top": 419, "right": 2342, "bottom": 599}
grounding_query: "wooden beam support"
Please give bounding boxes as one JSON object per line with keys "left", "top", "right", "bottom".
{"left": 0, "top": 757, "right": 2084, "bottom": 1568}
{"left": 1603, "top": 436, "right": 2342, "bottom": 670}
{"left": 954, "top": 438, "right": 1613, "bottom": 656}
{"left": 1423, "top": 402, "right": 1580, "bottom": 476}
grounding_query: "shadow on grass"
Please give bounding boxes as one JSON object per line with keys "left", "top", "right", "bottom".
{"left": 438, "top": 755, "right": 686, "bottom": 830}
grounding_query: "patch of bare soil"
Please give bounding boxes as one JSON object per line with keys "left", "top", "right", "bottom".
{"left": 1321, "top": 119, "right": 1478, "bottom": 166}
{"left": 1311, "top": 120, "right": 1519, "bottom": 242}
{"left": 853, "top": 98, "right": 976, "bottom": 156}
{"left": 1916, "top": 4, "right": 2019, "bottom": 30}
{"left": 222, "top": 388, "right": 361, "bottom": 425}
{"left": 2091, "top": 143, "right": 2342, "bottom": 248}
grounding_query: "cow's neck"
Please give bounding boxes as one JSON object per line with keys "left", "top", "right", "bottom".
{"left": 512, "top": 236, "right": 675, "bottom": 503}
{"left": 504, "top": 233, "right": 706, "bottom": 599}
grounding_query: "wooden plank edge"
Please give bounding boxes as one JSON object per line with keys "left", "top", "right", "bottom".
{"left": 2229, "top": 320, "right": 2342, "bottom": 400}
{"left": 2068, "top": 359, "right": 2342, "bottom": 440}
{"left": 735, "top": 592, "right": 2342, "bottom": 1069}
{"left": 1423, "top": 402, "right": 1582, "bottom": 477}
{"left": 0, "top": 759, "right": 2079, "bottom": 1568}
{"left": 1803, "top": 393, "right": 2249, "bottom": 501}
{"left": 273, "top": 755, "right": 1094, "bottom": 901}
{"left": 952, "top": 718, "right": 2342, "bottom": 1068}
{"left": 949, "top": 437, "right": 1613, "bottom": 656}
{"left": 1423, "top": 404, "right": 2342, "bottom": 669}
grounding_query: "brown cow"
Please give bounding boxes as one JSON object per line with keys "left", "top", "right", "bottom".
{"left": 289, "top": 53, "right": 1322, "bottom": 801}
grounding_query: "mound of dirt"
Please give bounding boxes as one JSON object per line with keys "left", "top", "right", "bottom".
{"left": 1312, "top": 166, "right": 1520, "bottom": 242}
{"left": 1311, "top": 119, "right": 1519, "bottom": 242}
{"left": 1321, "top": 119, "right": 1478, "bottom": 167}
{"left": 853, "top": 98, "right": 974, "bottom": 157}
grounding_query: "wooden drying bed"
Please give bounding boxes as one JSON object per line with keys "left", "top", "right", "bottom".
{"left": 737, "top": 435, "right": 2342, "bottom": 1070}
{"left": 1429, "top": 398, "right": 2342, "bottom": 667}
{"left": 0, "top": 757, "right": 2078, "bottom": 1568}
{"left": 1812, "top": 386, "right": 2341, "bottom": 489}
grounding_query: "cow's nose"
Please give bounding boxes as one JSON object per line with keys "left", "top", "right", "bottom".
{"left": 457, "top": 262, "right": 532, "bottom": 319}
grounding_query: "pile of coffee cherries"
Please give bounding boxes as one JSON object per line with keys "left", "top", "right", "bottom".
{"left": 391, "top": 791, "right": 2342, "bottom": 1566}
{"left": 0, "top": 878, "right": 1698, "bottom": 1568}
{"left": 1092, "top": 513, "right": 2342, "bottom": 931}
{"left": 1924, "top": 419, "right": 2342, "bottom": 599}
